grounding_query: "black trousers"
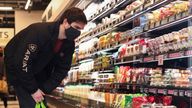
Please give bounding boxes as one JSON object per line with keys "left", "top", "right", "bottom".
{"left": 0, "top": 93, "right": 7, "bottom": 108}
{"left": 14, "top": 86, "right": 47, "bottom": 108}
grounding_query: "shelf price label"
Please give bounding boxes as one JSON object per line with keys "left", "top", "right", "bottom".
{"left": 185, "top": 50, "right": 192, "bottom": 56}
{"left": 168, "top": 52, "right": 183, "bottom": 59}
{"left": 174, "top": 90, "right": 178, "bottom": 96}
{"left": 158, "top": 89, "right": 164, "bottom": 94}
{"left": 115, "top": 84, "right": 120, "bottom": 89}
{"left": 144, "top": 88, "right": 148, "bottom": 93}
{"left": 185, "top": 91, "right": 192, "bottom": 97}
{"left": 126, "top": 85, "right": 130, "bottom": 90}
{"left": 163, "top": 89, "right": 168, "bottom": 95}
{"left": 168, "top": 90, "right": 174, "bottom": 95}
{"left": 143, "top": 56, "right": 154, "bottom": 62}
{"left": 158, "top": 55, "right": 164, "bottom": 65}
{"left": 179, "top": 90, "right": 184, "bottom": 97}
{"left": 140, "top": 87, "right": 144, "bottom": 93}
{"left": 149, "top": 88, "right": 157, "bottom": 94}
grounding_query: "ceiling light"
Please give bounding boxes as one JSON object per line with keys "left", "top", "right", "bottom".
{"left": 0, "top": 7, "right": 13, "bottom": 10}
{"left": 25, "top": 0, "right": 31, "bottom": 10}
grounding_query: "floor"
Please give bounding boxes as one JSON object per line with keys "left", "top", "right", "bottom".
{"left": 0, "top": 101, "right": 19, "bottom": 108}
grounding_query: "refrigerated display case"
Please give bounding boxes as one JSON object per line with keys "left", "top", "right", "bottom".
{"left": 49, "top": 0, "right": 192, "bottom": 107}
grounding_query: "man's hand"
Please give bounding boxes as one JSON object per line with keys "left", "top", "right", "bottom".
{"left": 31, "top": 89, "right": 45, "bottom": 103}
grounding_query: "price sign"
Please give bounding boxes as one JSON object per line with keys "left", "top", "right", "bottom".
{"left": 140, "top": 87, "right": 144, "bottom": 93}
{"left": 149, "top": 88, "right": 157, "bottom": 94}
{"left": 115, "top": 84, "right": 119, "bottom": 89}
{"left": 143, "top": 56, "right": 154, "bottom": 62}
{"left": 163, "top": 89, "right": 168, "bottom": 95}
{"left": 158, "top": 55, "right": 164, "bottom": 65}
{"left": 144, "top": 88, "right": 149, "bottom": 93}
{"left": 185, "top": 91, "right": 192, "bottom": 97}
{"left": 168, "top": 52, "right": 183, "bottom": 59}
{"left": 185, "top": 50, "right": 192, "bottom": 56}
{"left": 174, "top": 90, "right": 178, "bottom": 96}
{"left": 185, "top": 91, "right": 188, "bottom": 96}
{"left": 179, "top": 90, "right": 184, "bottom": 97}
{"left": 121, "top": 58, "right": 124, "bottom": 62}
{"left": 168, "top": 90, "right": 174, "bottom": 95}
{"left": 127, "top": 85, "right": 130, "bottom": 90}
{"left": 158, "top": 89, "right": 164, "bottom": 94}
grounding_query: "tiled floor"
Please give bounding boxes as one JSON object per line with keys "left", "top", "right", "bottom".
{"left": 0, "top": 101, "right": 19, "bottom": 108}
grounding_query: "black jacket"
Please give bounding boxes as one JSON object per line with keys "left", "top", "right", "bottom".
{"left": 4, "top": 22, "right": 75, "bottom": 94}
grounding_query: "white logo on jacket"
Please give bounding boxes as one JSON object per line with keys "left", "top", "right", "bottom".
{"left": 22, "top": 49, "right": 31, "bottom": 72}
{"left": 28, "top": 44, "right": 37, "bottom": 52}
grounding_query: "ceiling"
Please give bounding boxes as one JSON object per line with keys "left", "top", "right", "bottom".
{"left": 0, "top": 0, "right": 51, "bottom": 10}
{"left": 0, "top": 0, "right": 51, "bottom": 28}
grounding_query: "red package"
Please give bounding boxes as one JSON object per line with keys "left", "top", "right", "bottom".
{"left": 163, "top": 96, "right": 172, "bottom": 106}
{"left": 118, "top": 45, "right": 127, "bottom": 59}
{"left": 132, "top": 97, "right": 148, "bottom": 108}
{"left": 147, "top": 96, "right": 155, "bottom": 103}
{"left": 119, "top": 66, "right": 130, "bottom": 83}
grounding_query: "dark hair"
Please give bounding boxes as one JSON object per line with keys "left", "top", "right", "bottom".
{"left": 58, "top": 7, "right": 87, "bottom": 24}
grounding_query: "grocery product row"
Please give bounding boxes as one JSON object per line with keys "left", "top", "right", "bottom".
{"left": 74, "top": 26, "right": 192, "bottom": 68}
{"left": 61, "top": 0, "right": 192, "bottom": 108}
{"left": 78, "top": 0, "right": 189, "bottom": 44}
{"left": 53, "top": 86, "right": 190, "bottom": 108}
{"left": 68, "top": 65, "right": 191, "bottom": 88}
{"left": 78, "top": 20, "right": 190, "bottom": 62}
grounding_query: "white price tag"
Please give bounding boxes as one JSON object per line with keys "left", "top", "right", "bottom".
{"left": 174, "top": 90, "right": 178, "bottom": 96}
{"left": 158, "top": 55, "right": 164, "bottom": 65}
{"left": 179, "top": 90, "right": 184, "bottom": 97}
{"left": 127, "top": 85, "right": 130, "bottom": 90}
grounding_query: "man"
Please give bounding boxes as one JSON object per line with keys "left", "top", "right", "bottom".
{"left": 4, "top": 7, "right": 87, "bottom": 107}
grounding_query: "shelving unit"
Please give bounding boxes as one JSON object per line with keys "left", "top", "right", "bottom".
{"left": 64, "top": 0, "right": 192, "bottom": 107}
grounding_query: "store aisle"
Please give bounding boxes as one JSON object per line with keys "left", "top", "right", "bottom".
{"left": 0, "top": 101, "right": 19, "bottom": 108}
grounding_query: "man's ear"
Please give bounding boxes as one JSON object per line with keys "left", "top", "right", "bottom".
{"left": 63, "top": 19, "right": 68, "bottom": 25}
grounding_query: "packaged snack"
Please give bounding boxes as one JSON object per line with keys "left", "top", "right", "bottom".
{"left": 132, "top": 96, "right": 148, "bottom": 108}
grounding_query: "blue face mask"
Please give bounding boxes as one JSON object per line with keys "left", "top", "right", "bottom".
{"left": 65, "top": 26, "right": 81, "bottom": 41}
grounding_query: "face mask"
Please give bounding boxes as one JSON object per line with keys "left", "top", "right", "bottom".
{"left": 65, "top": 26, "right": 81, "bottom": 41}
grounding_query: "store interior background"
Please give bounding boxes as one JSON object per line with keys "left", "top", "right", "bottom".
{"left": 0, "top": 0, "right": 191, "bottom": 108}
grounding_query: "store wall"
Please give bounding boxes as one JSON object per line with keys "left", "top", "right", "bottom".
{"left": 15, "top": 10, "right": 43, "bottom": 34}
{"left": 42, "top": 0, "right": 76, "bottom": 22}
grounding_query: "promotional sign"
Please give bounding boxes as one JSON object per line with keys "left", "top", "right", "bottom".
{"left": 0, "top": 28, "right": 14, "bottom": 47}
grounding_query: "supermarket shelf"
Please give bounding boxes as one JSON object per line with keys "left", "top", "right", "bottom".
{"left": 89, "top": 98, "right": 105, "bottom": 103}
{"left": 91, "top": 69, "right": 114, "bottom": 73}
{"left": 79, "top": 13, "right": 190, "bottom": 61}
{"left": 81, "top": 27, "right": 116, "bottom": 43}
{"left": 78, "top": 58, "right": 93, "bottom": 63}
{"left": 78, "top": 0, "right": 173, "bottom": 44}
{"left": 92, "top": 45, "right": 119, "bottom": 55}
{"left": 71, "top": 63, "right": 79, "bottom": 68}
{"left": 147, "top": 15, "right": 192, "bottom": 33}
{"left": 141, "top": 86, "right": 192, "bottom": 97}
{"left": 114, "top": 59, "right": 141, "bottom": 65}
{"left": 114, "top": 0, "right": 173, "bottom": 27}
{"left": 93, "top": 83, "right": 192, "bottom": 97}
{"left": 112, "top": 49, "right": 192, "bottom": 66}
{"left": 89, "top": 0, "right": 134, "bottom": 22}
{"left": 143, "top": 49, "right": 192, "bottom": 63}
{"left": 46, "top": 95, "right": 80, "bottom": 108}
{"left": 92, "top": 38, "right": 141, "bottom": 56}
